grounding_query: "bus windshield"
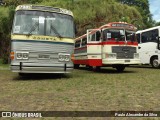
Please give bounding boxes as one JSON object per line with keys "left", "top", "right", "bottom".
{"left": 103, "top": 29, "right": 136, "bottom": 41}
{"left": 12, "top": 10, "right": 75, "bottom": 38}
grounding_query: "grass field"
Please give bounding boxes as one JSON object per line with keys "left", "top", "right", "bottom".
{"left": 0, "top": 64, "right": 160, "bottom": 120}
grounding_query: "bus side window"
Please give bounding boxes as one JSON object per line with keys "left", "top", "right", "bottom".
{"left": 136, "top": 33, "right": 141, "bottom": 43}
{"left": 96, "top": 31, "right": 101, "bottom": 41}
{"left": 141, "top": 32, "right": 148, "bottom": 43}
{"left": 142, "top": 29, "right": 158, "bottom": 43}
{"left": 151, "top": 29, "right": 158, "bottom": 42}
{"left": 82, "top": 37, "right": 87, "bottom": 46}
{"left": 75, "top": 40, "right": 81, "bottom": 48}
{"left": 91, "top": 34, "right": 96, "bottom": 41}
{"left": 90, "top": 31, "right": 101, "bottom": 41}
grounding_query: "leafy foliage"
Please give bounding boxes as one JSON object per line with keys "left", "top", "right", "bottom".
{"left": 3, "top": 0, "right": 43, "bottom": 6}
{"left": 0, "top": 6, "right": 14, "bottom": 63}
{"left": 116, "top": 0, "right": 154, "bottom": 29}
{"left": 40, "top": 0, "right": 143, "bottom": 35}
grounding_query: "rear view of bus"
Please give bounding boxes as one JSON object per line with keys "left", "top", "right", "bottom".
{"left": 11, "top": 5, "right": 75, "bottom": 74}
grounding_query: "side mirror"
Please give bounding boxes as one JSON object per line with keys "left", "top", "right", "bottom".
{"left": 156, "top": 36, "right": 159, "bottom": 41}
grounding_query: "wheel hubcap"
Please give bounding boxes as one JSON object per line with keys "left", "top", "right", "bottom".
{"left": 153, "top": 59, "right": 159, "bottom": 67}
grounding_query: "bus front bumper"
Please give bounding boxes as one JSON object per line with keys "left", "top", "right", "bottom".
{"left": 102, "top": 59, "right": 141, "bottom": 65}
{"left": 10, "top": 62, "right": 73, "bottom": 73}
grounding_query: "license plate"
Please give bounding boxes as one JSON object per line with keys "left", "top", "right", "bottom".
{"left": 125, "top": 60, "right": 130, "bottom": 62}
{"left": 38, "top": 54, "right": 50, "bottom": 59}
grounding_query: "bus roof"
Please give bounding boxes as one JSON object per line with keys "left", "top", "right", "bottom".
{"left": 15, "top": 5, "right": 73, "bottom": 16}
{"left": 136, "top": 26, "right": 160, "bottom": 34}
{"left": 100, "top": 22, "right": 137, "bottom": 31}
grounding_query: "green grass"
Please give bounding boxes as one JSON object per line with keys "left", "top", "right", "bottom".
{"left": 0, "top": 65, "right": 160, "bottom": 120}
{"left": 0, "top": 59, "right": 9, "bottom": 69}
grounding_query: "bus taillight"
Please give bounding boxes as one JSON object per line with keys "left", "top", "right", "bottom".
{"left": 71, "top": 54, "right": 74, "bottom": 62}
{"left": 10, "top": 51, "right": 14, "bottom": 60}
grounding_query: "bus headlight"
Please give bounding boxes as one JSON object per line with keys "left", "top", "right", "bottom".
{"left": 16, "top": 52, "right": 23, "bottom": 59}
{"left": 58, "top": 53, "right": 70, "bottom": 62}
{"left": 23, "top": 52, "right": 29, "bottom": 59}
{"left": 65, "top": 55, "right": 70, "bottom": 61}
{"left": 16, "top": 52, "right": 29, "bottom": 60}
{"left": 59, "top": 54, "right": 64, "bottom": 61}
{"left": 134, "top": 53, "right": 139, "bottom": 59}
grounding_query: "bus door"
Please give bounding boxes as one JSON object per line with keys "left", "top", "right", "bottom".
{"left": 87, "top": 29, "right": 102, "bottom": 66}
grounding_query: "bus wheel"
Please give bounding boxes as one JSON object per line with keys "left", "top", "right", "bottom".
{"left": 74, "top": 64, "right": 80, "bottom": 69}
{"left": 115, "top": 65, "right": 125, "bottom": 72}
{"left": 86, "top": 65, "right": 93, "bottom": 71}
{"left": 151, "top": 57, "right": 160, "bottom": 68}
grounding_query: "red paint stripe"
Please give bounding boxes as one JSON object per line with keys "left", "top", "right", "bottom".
{"left": 74, "top": 59, "right": 102, "bottom": 66}
{"left": 88, "top": 59, "right": 102, "bottom": 66}
{"left": 102, "top": 41, "right": 138, "bottom": 45}
{"left": 87, "top": 41, "right": 138, "bottom": 46}
{"left": 74, "top": 59, "right": 88, "bottom": 65}
{"left": 87, "top": 43, "right": 102, "bottom": 45}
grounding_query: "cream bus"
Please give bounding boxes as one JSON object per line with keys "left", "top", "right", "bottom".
{"left": 10, "top": 5, "right": 75, "bottom": 75}
{"left": 73, "top": 22, "right": 140, "bottom": 72}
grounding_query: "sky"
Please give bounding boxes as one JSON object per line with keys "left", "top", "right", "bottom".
{"left": 149, "top": 0, "right": 160, "bottom": 22}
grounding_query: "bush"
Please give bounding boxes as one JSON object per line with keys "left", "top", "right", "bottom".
{"left": 0, "top": 6, "right": 15, "bottom": 64}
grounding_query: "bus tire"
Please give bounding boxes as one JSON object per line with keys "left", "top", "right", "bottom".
{"left": 151, "top": 57, "right": 160, "bottom": 68}
{"left": 74, "top": 64, "right": 79, "bottom": 69}
{"left": 86, "top": 65, "right": 93, "bottom": 71}
{"left": 115, "top": 65, "right": 125, "bottom": 72}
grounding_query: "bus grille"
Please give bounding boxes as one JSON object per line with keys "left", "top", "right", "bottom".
{"left": 12, "top": 40, "right": 74, "bottom": 62}
{"left": 112, "top": 46, "right": 136, "bottom": 59}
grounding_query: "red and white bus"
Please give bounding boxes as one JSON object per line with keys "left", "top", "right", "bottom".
{"left": 73, "top": 22, "right": 140, "bottom": 72}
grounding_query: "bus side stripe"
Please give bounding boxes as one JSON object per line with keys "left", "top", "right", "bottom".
{"left": 12, "top": 39, "right": 74, "bottom": 45}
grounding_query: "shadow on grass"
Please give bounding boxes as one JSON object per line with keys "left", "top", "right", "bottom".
{"left": 75, "top": 67, "right": 137, "bottom": 74}
{"left": 129, "top": 65, "right": 156, "bottom": 69}
{"left": 13, "top": 73, "right": 72, "bottom": 81}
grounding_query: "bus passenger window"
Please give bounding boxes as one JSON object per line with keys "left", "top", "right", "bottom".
{"left": 75, "top": 40, "right": 81, "bottom": 48}
{"left": 91, "top": 34, "right": 96, "bottom": 41}
{"left": 151, "top": 29, "right": 158, "bottom": 42}
{"left": 141, "top": 29, "right": 158, "bottom": 43}
{"left": 141, "top": 32, "right": 148, "bottom": 43}
{"left": 96, "top": 31, "right": 101, "bottom": 41}
{"left": 82, "top": 37, "right": 87, "bottom": 46}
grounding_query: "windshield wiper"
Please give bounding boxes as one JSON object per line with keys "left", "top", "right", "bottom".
{"left": 50, "top": 24, "right": 62, "bottom": 38}
{"left": 27, "top": 22, "right": 39, "bottom": 36}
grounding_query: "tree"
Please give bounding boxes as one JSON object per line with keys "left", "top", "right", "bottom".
{"left": 116, "top": 0, "right": 154, "bottom": 29}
